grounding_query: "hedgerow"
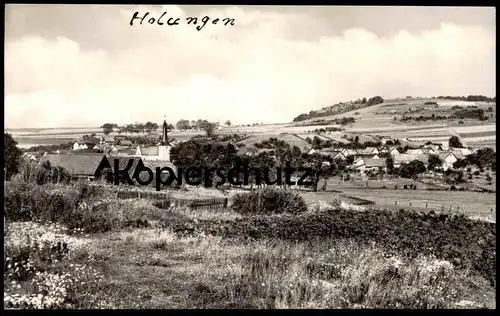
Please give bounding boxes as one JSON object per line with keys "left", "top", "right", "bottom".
{"left": 161, "top": 208, "right": 496, "bottom": 285}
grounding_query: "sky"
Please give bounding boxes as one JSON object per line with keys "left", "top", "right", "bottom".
{"left": 4, "top": 5, "right": 496, "bottom": 128}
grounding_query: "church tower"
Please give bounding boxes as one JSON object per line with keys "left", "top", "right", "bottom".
{"left": 158, "top": 115, "right": 171, "bottom": 161}
{"left": 162, "top": 115, "right": 169, "bottom": 145}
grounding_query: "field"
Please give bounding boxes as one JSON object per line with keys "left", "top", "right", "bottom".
{"left": 234, "top": 133, "right": 311, "bottom": 150}
{"left": 288, "top": 98, "right": 495, "bottom": 149}
{"left": 337, "top": 189, "right": 495, "bottom": 216}
{"left": 3, "top": 181, "right": 496, "bottom": 309}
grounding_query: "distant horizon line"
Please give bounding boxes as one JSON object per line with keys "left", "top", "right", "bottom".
{"left": 4, "top": 122, "right": 289, "bottom": 131}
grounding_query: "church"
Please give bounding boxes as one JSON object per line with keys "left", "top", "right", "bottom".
{"left": 135, "top": 118, "right": 172, "bottom": 161}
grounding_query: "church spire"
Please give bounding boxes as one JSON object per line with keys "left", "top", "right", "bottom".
{"left": 162, "top": 115, "right": 169, "bottom": 145}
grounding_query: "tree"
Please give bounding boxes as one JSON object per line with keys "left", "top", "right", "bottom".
{"left": 448, "top": 136, "right": 463, "bottom": 148}
{"left": 312, "top": 136, "right": 322, "bottom": 149}
{"left": 385, "top": 157, "right": 394, "bottom": 174}
{"left": 4, "top": 133, "right": 22, "bottom": 179}
{"left": 35, "top": 160, "right": 52, "bottom": 185}
{"left": 304, "top": 153, "right": 336, "bottom": 192}
{"left": 101, "top": 123, "right": 116, "bottom": 135}
{"left": 362, "top": 97, "right": 367, "bottom": 104}
{"left": 345, "top": 155, "right": 355, "bottom": 166}
{"left": 398, "top": 160, "right": 426, "bottom": 179}
{"left": 176, "top": 119, "right": 191, "bottom": 131}
{"left": 144, "top": 121, "right": 158, "bottom": 132}
{"left": 201, "top": 121, "right": 217, "bottom": 137}
{"left": 225, "top": 120, "right": 231, "bottom": 127}
{"left": 427, "top": 154, "right": 443, "bottom": 171}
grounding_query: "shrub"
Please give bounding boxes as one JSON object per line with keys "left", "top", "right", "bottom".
{"left": 4, "top": 181, "right": 115, "bottom": 233}
{"left": 231, "top": 187, "right": 308, "bottom": 215}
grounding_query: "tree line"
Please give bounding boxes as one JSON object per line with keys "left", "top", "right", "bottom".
{"left": 435, "top": 95, "right": 495, "bottom": 102}
{"left": 293, "top": 96, "right": 384, "bottom": 122}
{"left": 170, "top": 138, "right": 348, "bottom": 191}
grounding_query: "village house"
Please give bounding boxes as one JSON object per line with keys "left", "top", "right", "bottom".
{"left": 439, "top": 152, "right": 458, "bottom": 170}
{"left": 361, "top": 147, "right": 379, "bottom": 155}
{"left": 393, "top": 153, "right": 412, "bottom": 168}
{"left": 112, "top": 148, "right": 137, "bottom": 156}
{"left": 356, "top": 152, "right": 380, "bottom": 159}
{"left": 449, "top": 147, "right": 472, "bottom": 157}
{"left": 415, "top": 154, "right": 430, "bottom": 167}
{"left": 423, "top": 143, "right": 441, "bottom": 152}
{"left": 354, "top": 157, "right": 387, "bottom": 172}
{"left": 332, "top": 151, "right": 346, "bottom": 160}
{"left": 109, "top": 145, "right": 130, "bottom": 153}
{"left": 353, "top": 156, "right": 365, "bottom": 169}
{"left": 22, "top": 152, "right": 38, "bottom": 162}
{"left": 73, "top": 140, "right": 96, "bottom": 151}
{"left": 100, "top": 136, "right": 115, "bottom": 145}
{"left": 39, "top": 154, "right": 108, "bottom": 180}
{"left": 340, "top": 148, "right": 358, "bottom": 157}
{"left": 315, "top": 147, "right": 338, "bottom": 157}
{"left": 406, "top": 148, "right": 425, "bottom": 156}
{"left": 421, "top": 148, "right": 437, "bottom": 155}
{"left": 146, "top": 133, "right": 160, "bottom": 141}
{"left": 135, "top": 118, "right": 172, "bottom": 161}
{"left": 93, "top": 144, "right": 111, "bottom": 153}
{"left": 117, "top": 140, "right": 134, "bottom": 148}
{"left": 307, "top": 148, "right": 318, "bottom": 155}
{"left": 389, "top": 147, "right": 400, "bottom": 156}
{"left": 378, "top": 145, "right": 390, "bottom": 154}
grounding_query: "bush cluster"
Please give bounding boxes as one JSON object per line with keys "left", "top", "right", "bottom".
{"left": 231, "top": 188, "right": 308, "bottom": 215}
{"left": 4, "top": 182, "right": 111, "bottom": 233}
{"left": 162, "top": 208, "right": 495, "bottom": 285}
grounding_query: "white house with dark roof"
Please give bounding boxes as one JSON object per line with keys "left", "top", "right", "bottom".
{"left": 389, "top": 147, "right": 400, "bottom": 156}
{"left": 362, "top": 147, "right": 379, "bottom": 155}
{"left": 340, "top": 148, "right": 358, "bottom": 157}
{"left": 73, "top": 141, "right": 95, "bottom": 151}
{"left": 439, "top": 152, "right": 458, "bottom": 170}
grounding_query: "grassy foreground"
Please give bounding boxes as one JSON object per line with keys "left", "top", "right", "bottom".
{"left": 3, "top": 183, "right": 496, "bottom": 309}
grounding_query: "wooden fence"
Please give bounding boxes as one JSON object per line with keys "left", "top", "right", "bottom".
{"left": 114, "top": 189, "right": 228, "bottom": 211}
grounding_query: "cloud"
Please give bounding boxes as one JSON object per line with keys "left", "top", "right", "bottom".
{"left": 4, "top": 5, "right": 496, "bottom": 128}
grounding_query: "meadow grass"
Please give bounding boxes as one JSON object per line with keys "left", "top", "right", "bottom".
{"left": 3, "top": 182, "right": 496, "bottom": 309}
